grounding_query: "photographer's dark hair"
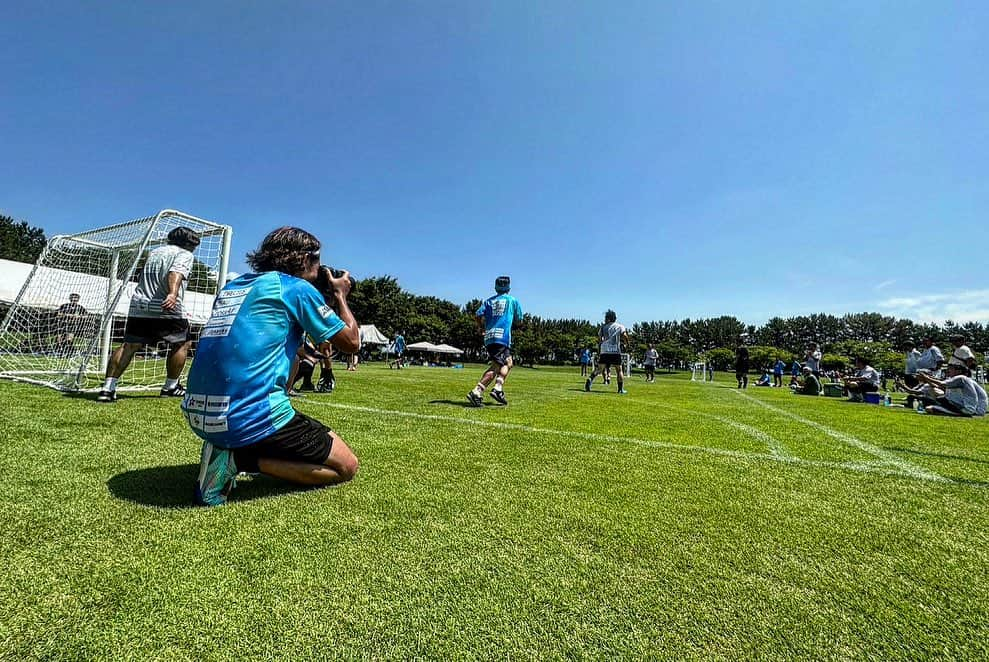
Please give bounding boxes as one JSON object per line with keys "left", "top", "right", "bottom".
{"left": 604, "top": 309, "right": 617, "bottom": 324}
{"left": 167, "top": 226, "right": 201, "bottom": 252}
{"left": 247, "top": 227, "right": 320, "bottom": 275}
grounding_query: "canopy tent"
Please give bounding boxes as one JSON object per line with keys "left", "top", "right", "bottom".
{"left": 432, "top": 343, "right": 464, "bottom": 355}
{"left": 0, "top": 258, "right": 217, "bottom": 323}
{"left": 359, "top": 324, "right": 389, "bottom": 345}
{"left": 405, "top": 341, "right": 437, "bottom": 352}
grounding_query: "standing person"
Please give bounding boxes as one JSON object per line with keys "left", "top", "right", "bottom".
{"left": 734, "top": 345, "right": 750, "bottom": 389}
{"left": 643, "top": 344, "right": 659, "bottom": 383}
{"left": 900, "top": 340, "right": 922, "bottom": 409}
{"left": 185, "top": 227, "right": 360, "bottom": 506}
{"left": 467, "top": 276, "right": 523, "bottom": 406}
{"left": 55, "top": 293, "right": 88, "bottom": 355}
{"left": 804, "top": 343, "right": 822, "bottom": 377}
{"left": 97, "top": 227, "right": 201, "bottom": 402}
{"left": 315, "top": 352, "right": 336, "bottom": 393}
{"left": 917, "top": 335, "right": 945, "bottom": 376}
{"left": 579, "top": 347, "right": 591, "bottom": 377}
{"left": 772, "top": 356, "right": 785, "bottom": 388}
{"left": 585, "top": 310, "right": 628, "bottom": 394}
{"left": 389, "top": 331, "right": 406, "bottom": 369}
{"left": 789, "top": 356, "right": 802, "bottom": 387}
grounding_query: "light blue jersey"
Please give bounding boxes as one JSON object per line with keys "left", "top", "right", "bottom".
{"left": 182, "top": 271, "right": 345, "bottom": 449}
{"left": 394, "top": 334, "right": 405, "bottom": 354}
{"left": 477, "top": 294, "right": 522, "bottom": 348}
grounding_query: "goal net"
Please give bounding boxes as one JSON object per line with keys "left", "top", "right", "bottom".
{"left": 690, "top": 361, "right": 707, "bottom": 382}
{"left": 0, "top": 210, "right": 232, "bottom": 391}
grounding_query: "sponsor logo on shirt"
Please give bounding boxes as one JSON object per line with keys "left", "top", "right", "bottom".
{"left": 318, "top": 304, "right": 333, "bottom": 319}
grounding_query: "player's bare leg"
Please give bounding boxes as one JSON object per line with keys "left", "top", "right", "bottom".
{"left": 258, "top": 431, "right": 359, "bottom": 486}
{"left": 165, "top": 340, "right": 192, "bottom": 379}
{"left": 106, "top": 342, "right": 143, "bottom": 379}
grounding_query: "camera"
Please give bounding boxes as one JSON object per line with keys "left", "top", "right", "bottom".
{"left": 315, "top": 265, "right": 356, "bottom": 299}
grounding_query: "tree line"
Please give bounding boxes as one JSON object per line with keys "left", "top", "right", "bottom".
{"left": 3, "top": 214, "right": 984, "bottom": 372}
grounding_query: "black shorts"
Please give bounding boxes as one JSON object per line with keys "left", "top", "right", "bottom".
{"left": 599, "top": 353, "right": 622, "bottom": 366}
{"left": 486, "top": 344, "right": 512, "bottom": 366}
{"left": 123, "top": 316, "right": 190, "bottom": 345}
{"left": 233, "top": 412, "right": 334, "bottom": 473}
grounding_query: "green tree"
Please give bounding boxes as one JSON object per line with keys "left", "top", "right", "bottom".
{"left": 0, "top": 214, "right": 47, "bottom": 263}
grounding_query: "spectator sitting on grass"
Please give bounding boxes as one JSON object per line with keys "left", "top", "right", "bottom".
{"left": 913, "top": 363, "right": 988, "bottom": 417}
{"left": 791, "top": 366, "right": 821, "bottom": 396}
{"left": 755, "top": 370, "right": 772, "bottom": 386}
{"left": 842, "top": 357, "right": 881, "bottom": 402}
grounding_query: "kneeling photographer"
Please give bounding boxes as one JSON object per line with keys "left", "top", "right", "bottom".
{"left": 183, "top": 226, "right": 361, "bottom": 505}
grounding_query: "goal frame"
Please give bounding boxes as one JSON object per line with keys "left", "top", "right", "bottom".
{"left": 0, "top": 209, "right": 232, "bottom": 391}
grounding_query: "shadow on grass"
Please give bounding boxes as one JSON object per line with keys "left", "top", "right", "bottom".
{"left": 428, "top": 399, "right": 502, "bottom": 408}
{"left": 107, "top": 464, "right": 309, "bottom": 509}
{"left": 63, "top": 391, "right": 165, "bottom": 402}
{"left": 886, "top": 446, "right": 989, "bottom": 466}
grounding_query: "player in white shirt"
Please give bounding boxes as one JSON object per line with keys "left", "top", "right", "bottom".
{"left": 98, "top": 227, "right": 201, "bottom": 402}
{"left": 643, "top": 344, "right": 659, "bottom": 383}
{"left": 585, "top": 310, "right": 628, "bottom": 394}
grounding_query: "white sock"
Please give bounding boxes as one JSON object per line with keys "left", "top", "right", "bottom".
{"left": 164, "top": 378, "right": 179, "bottom": 390}
{"left": 103, "top": 377, "right": 118, "bottom": 392}
{"left": 494, "top": 377, "right": 504, "bottom": 391}
{"left": 473, "top": 384, "right": 484, "bottom": 395}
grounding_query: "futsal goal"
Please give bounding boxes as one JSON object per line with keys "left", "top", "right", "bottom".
{"left": 0, "top": 210, "right": 232, "bottom": 391}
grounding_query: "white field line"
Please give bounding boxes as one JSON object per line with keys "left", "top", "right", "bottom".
{"left": 696, "top": 411, "right": 789, "bottom": 458}
{"left": 309, "top": 401, "right": 945, "bottom": 483}
{"left": 731, "top": 390, "right": 946, "bottom": 482}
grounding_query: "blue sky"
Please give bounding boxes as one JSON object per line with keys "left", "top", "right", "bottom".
{"left": 2, "top": 1, "right": 986, "bottom": 325}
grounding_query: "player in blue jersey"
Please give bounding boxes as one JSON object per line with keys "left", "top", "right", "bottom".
{"left": 389, "top": 331, "right": 406, "bottom": 369}
{"left": 184, "top": 227, "right": 361, "bottom": 505}
{"left": 467, "top": 276, "right": 523, "bottom": 406}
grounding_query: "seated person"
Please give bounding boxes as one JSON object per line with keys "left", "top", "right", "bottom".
{"left": 755, "top": 370, "right": 772, "bottom": 386}
{"left": 791, "top": 366, "right": 821, "bottom": 395}
{"left": 843, "top": 357, "right": 881, "bottom": 402}
{"left": 914, "top": 363, "right": 987, "bottom": 417}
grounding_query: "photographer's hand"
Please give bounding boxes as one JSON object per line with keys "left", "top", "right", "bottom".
{"left": 329, "top": 269, "right": 353, "bottom": 298}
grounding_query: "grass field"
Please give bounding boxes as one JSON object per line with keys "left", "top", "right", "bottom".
{"left": 2, "top": 364, "right": 988, "bottom": 659}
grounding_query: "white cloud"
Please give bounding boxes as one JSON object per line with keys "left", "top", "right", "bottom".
{"left": 877, "top": 289, "right": 989, "bottom": 323}
{"left": 874, "top": 279, "right": 896, "bottom": 291}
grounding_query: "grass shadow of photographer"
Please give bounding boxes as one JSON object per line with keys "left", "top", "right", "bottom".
{"left": 107, "top": 464, "right": 311, "bottom": 509}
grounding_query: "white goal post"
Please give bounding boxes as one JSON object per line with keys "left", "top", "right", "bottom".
{"left": 0, "top": 210, "right": 232, "bottom": 391}
{"left": 690, "top": 361, "right": 707, "bottom": 382}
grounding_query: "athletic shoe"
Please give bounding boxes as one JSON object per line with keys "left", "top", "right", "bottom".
{"left": 490, "top": 389, "right": 508, "bottom": 405}
{"left": 160, "top": 382, "right": 186, "bottom": 397}
{"left": 96, "top": 389, "right": 117, "bottom": 403}
{"left": 467, "top": 391, "right": 483, "bottom": 407}
{"left": 316, "top": 377, "right": 335, "bottom": 393}
{"left": 584, "top": 378, "right": 592, "bottom": 392}
{"left": 618, "top": 388, "right": 628, "bottom": 394}
{"left": 195, "top": 441, "right": 238, "bottom": 506}
{"left": 287, "top": 389, "right": 303, "bottom": 398}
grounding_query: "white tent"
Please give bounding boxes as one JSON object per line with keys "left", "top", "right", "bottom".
{"left": 359, "top": 324, "right": 389, "bottom": 345}
{"left": 0, "top": 258, "right": 216, "bottom": 323}
{"left": 432, "top": 343, "right": 463, "bottom": 355}
{"left": 406, "top": 341, "right": 438, "bottom": 352}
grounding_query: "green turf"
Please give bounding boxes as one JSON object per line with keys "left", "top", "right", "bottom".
{"left": 2, "top": 365, "right": 988, "bottom": 659}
